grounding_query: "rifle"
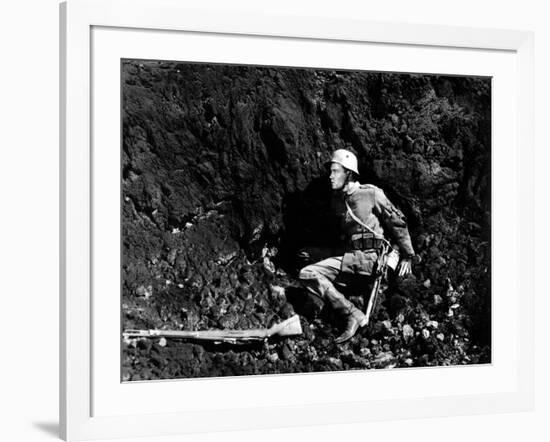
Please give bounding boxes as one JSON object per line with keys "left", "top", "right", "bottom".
{"left": 123, "top": 314, "right": 302, "bottom": 344}
{"left": 364, "top": 245, "right": 399, "bottom": 325}
{"left": 345, "top": 201, "right": 393, "bottom": 325}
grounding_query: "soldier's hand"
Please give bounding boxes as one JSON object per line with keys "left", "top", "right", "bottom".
{"left": 397, "top": 258, "right": 412, "bottom": 277}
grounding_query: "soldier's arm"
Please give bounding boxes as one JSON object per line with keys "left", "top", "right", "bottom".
{"left": 373, "top": 188, "right": 415, "bottom": 258}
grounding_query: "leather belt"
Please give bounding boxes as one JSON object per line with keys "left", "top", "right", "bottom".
{"left": 350, "top": 232, "right": 384, "bottom": 251}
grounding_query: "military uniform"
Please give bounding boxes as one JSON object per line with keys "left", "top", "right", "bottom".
{"left": 299, "top": 181, "right": 415, "bottom": 339}
{"left": 340, "top": 181, "right": 415, "bottom": 274}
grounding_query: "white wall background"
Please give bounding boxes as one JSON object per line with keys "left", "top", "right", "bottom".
{"left": 0, "top": 1, "right": 547, "bottom": 441}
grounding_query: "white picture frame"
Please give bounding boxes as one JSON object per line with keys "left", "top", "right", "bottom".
{"left": 60, "top": 0, "right": 534, "bottom": 440}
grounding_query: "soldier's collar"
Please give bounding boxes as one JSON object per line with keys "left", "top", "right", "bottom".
{"left": 344, "top": 181, "right": 360, "bottom": 195}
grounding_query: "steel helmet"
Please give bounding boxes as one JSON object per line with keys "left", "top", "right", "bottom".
{"left": 330, "top": 149, "right": 359, "bottom": 175}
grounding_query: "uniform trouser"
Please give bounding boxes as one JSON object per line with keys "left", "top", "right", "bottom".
{"left": 299, "top": 257, "right": 366, "bottom": 321}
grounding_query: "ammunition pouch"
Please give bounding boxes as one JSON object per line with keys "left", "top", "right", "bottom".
{"left": 349, "top": 232, "right": 385, "bottom": 252}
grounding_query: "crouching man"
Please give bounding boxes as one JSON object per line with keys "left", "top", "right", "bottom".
{"left": 299, "top": 149, "right": 415, "bottom": 343}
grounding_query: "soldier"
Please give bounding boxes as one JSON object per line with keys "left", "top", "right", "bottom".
{"left": 299, "top": 149, "right": 415, "bottom": 343}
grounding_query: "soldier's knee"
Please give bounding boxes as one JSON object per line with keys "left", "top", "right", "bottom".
{"left": 299, "top": 266, "right": 318, "bottom": 281}
{"left": 300, "top": 267, "right": 333, "bottom": 293}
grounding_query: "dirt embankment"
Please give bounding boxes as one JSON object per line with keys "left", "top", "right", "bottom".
{"left": 122, "top": 61, "right": 491, "bottom": 380}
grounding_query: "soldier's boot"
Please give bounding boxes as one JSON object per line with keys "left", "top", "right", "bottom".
{"left": 323, "top": 285, "right": 368, "bottom": 344}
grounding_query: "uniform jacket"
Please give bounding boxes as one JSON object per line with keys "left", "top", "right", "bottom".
{"left": 340, "top": 182, "right": 415, "bottom": 275}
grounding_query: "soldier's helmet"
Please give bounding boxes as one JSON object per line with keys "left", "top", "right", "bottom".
{"left": 330, "top": 149, "right": 359, "bottom": 175}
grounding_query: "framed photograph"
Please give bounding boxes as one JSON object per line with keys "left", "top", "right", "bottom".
{"left": 60, "top": 0, "right": 534, "bottom": 440}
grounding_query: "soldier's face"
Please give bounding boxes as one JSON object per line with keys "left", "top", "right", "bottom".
{"left": 329, "top": 163, "right": 348, "bottom": 190}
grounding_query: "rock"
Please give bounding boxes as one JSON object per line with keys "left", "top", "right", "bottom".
{"left": 279, "top": 302, "right": 295, "bottom": 318}
{"left": 388, "top": 294, "right": 408, "bottom": 313}
{"left": 219, "top": 312, "right": 239, "bottom": 329}
{"left": 135, "top": 285, "right": 153, "bottom": 299}
{"left": 217, "top": 251, "right": 238, "bottom": 265}
{"left": 328, "top": 357, "right": 343, "bottom": 369}
{"left": 402, "top": 324, "right": 414, "bottom": 340}
{"left": 370, "top": 321, "right": 388, "bottom": 337}
{"left": 436, "top": 333, "right": 445, "bottom": 341}
{"left": 181, "top": 308, "right": 200, "bottom": 328}
{"left": 306, "top": 346, "right": 318, "bottom": 361}
{"left": 158, "top": 337, "right": 167, "bottom": 347}
{"left": 270, "top": 285, "right": 286, "bottom": 299}
{"left": 263, "top": 257, "right": 276, "bottom": 273}
{"left": 422, "top": 329, "right": 430, "bottom": 339}
{"left": 359, "top": 347, "right": 371, "bottom": 357}
{"left": 372, "top": 351, "right": 396, "bottom": 368}
{"left": 137, "top": 338, "right": 152, "bottom": 351}
{"left": 280, "top": 344, "right": 295, "bottom": 361}
{"left": 167, "top": 249, "right": 177, "bottom": 265}
{"left": 150, "top": 354, "right": 163, "bottom": 367}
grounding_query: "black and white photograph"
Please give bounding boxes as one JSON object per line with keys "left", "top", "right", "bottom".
{"left": 121, "top": 60, "right": 491, "bottom": 381}
{"left": 5, "top": 0, "right": 549, "bottom": 440}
